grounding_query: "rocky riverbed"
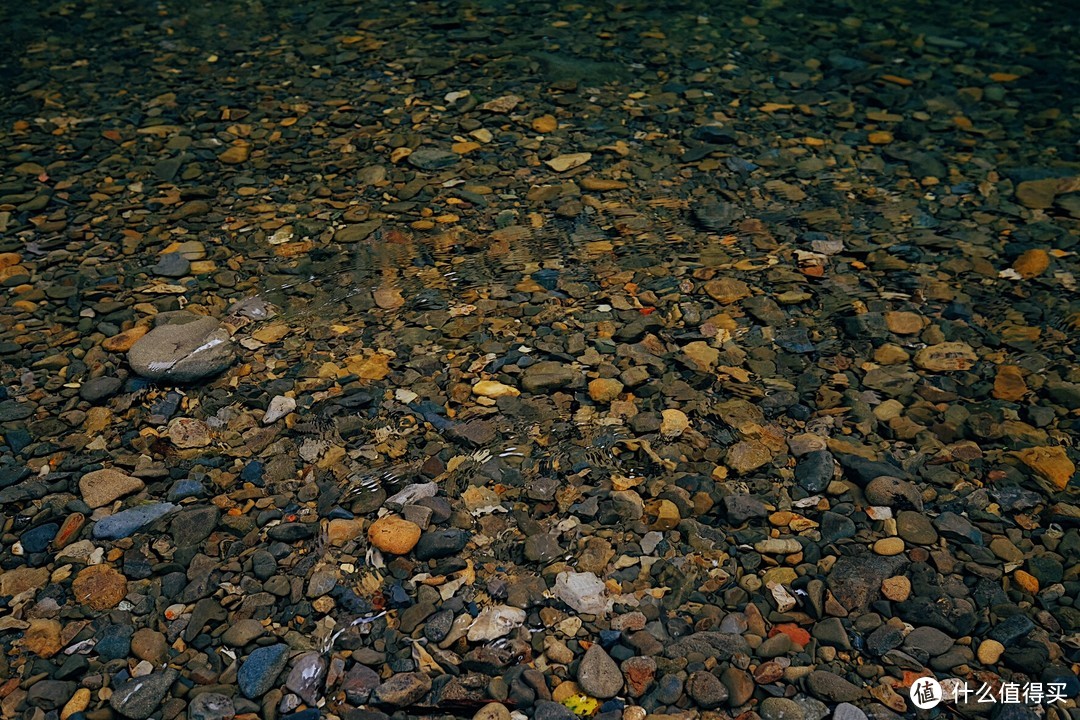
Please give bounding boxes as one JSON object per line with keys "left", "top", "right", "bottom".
{"left": 0, "top": 0, "right": 1078, "bottom": 720}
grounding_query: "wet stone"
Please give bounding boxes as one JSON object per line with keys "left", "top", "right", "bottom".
{"left": 686, "top": 670, "right": 729, "bottom": 709}
{"left": 188, "top": 693, "right": 235, "bottom": 720}
{"left": 373, "top": 672, "right": 432, "bottom": 706}
{"left": 93, "top": 503, "right": 177, "bottom": 540}
{"left": 238, "top": 644, "right": 290, "bottom": 699}
{"left": 795, "top": 450, "right": 834, "bottom": 493}
{"left": 127, "top": 314, "right": 235, "bottom": 383}
{"left": 576, "top": 644, "right": 623, "bottom": 699}
{"left": 109, "top": 669, "right": 178, "bottom": 720}
{"left": 805, "top": 670, "right": 864, "bottom": 703}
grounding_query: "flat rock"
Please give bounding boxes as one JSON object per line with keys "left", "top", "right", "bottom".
{"left": 109, "top": 669, "right": 178, "bottom": 719}
{"left": 92, "top": 503, "right": 177, "bottom": 540}
{"left": 127, "top": 314, "right": 235, "bottom": 382}
{"left": 521, "top": 361, "right": 578, "bottom": 392}
{"left": 805, "top": 670, "right": 864, "bottom": 703}
{"left": 79, "top": 468, "right": 144, "bottom": 509}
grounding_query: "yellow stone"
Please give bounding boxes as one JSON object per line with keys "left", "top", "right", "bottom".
{"left": 1013, "top": 248, "right": 1050, "bottom": 279}
{"left": 349, "top": 353, "right": 391, "bottom": 381}
{"left": 884, "top": 311, "right": 923, "bottom": 335}
{"left": 373, "top": 285, "right": 405, "bottom": 310}
{"left": 873, "top": 537, "right": 906, "bottom": 556}
{"left": 914, "top": 342, "right": 977, "bottom": 372}
{"left": 71, "top": 565, "right": 127, "bottom": 610}
{"left": 881, "top": 576, "right": 911, "bottom": 602}
{"left": 993, "top": 365, "right": 1028, "bottom": 401}
{"left": 580, "top": 177, "right": 627, "bottom": 191}
{"left": 473, "top": 380, "right": 520, "bottom": 398}
{"left": 545, "top": 153, "right": 591, "bottom": 172}
{"left": 451, "top": 141, "right": 481, "bottom": 154}
{"left": 367, "top": 516, "right": 421, "bottom": 555}
{"left": 102, "top": 325, "right": 148, "bottom": 352}
{"left": 1015, "top": 446, "right": 1075, "bottom": 490}
{"left": 588, "top": 378, "right": 624, "bottom": 403}
{"left": 874, "top": 344, "right": 910, "bottom": 365}
{"left": 647, "top": 499, "right": 680, "bottom": 530}
{"left": 61, "top": 688, "right": 91, "bottom": 720}
{"left": 1013, "top": 569, "right": 1039, "bottom": 594}
{"left": 531, "top": 114, "right": 558, "bottom": 133}
{"left": 219, "top": 142, "right": 250, "bottom": 164}
{"left": 251, "top": 323, "right": 290, "bottom": 343}
{"left": 660, "top": 409, "right": 689, "bottom": 437}
{"left": 977, "top": 639, "right": 1005, "bottom": 665}
{"left": 327, "top": 518, "right": 365, "bottom": 546}
{"left": 552, "top": 681, "right": 584, "bottom": 703}
{"left": 24, "top": 619, "right": 62, "bottom": 658}
{"left": 868, "top": 131, "right": 894, "bottom": 144}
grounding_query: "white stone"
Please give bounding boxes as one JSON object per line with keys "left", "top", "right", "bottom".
{"left": 263, "top": 395, "right": 296, "bottom": 424}
{"left": 467, "top": 605, "right": 526, "bottom": 642}
{"left": 553, "top": 571, "right": 609, "bottom": 615}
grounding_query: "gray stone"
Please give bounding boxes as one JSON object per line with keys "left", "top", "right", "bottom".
{"left": 334, "top": 220, "right": 381, "bottom": 243}
{"left": 795, "top": 450, "right": 834, "bottom": 493}
{"left": 812, "top": 617, "right": 851, "bottom": 649}
{"left": 664, "top": 632, "right": 751, "bottom": 661}
{"left": 188, "top": 693, "right": 235, "bottom": 720}
{"left": 520, "top": 361, "right": 578, "bottom": 393}
{"left": 222, "top": 619, "right": 266, "bottom": 647}
{"left": 92, "top": 503, "right": 177, "bottom": 540}
{"left": 686, "top": 670, "right": 729, "bottom": 709}
{"left": 109, "top": 669, "right": 178, "bottom": 719}
{"left": 833, "top": 703, "right": 868, "bottom": 720}
{"left": 896, "top": 510, "right": 939, "bottom": 545}
{"left": 286, "top": 652, "right": 327, "bottom": 705}
{"left": 152, "top": 252, "right": 191, "bottom": 278}
{"left": 760, "top": 697, "right": 805, "bottom": 720}
{"left": 238, "top": 644, "right": 290, "bottom": 699}
{"left": 865, "top": 476, "right": 923, "bottom": 510}
{"left": 933, "top": 511, "right": 983, "bottom": 545}
{"left": 79, "top": 376, "right": 122, "bottom": 403}
{"left": 577, "top": 644, "right": 622, "bottom": 699}
{"left": 805, "top": 670, "right": 864, "bottom": 703}
{"left": 373, "top": 671, "right": 432, "bottom": 706}
{"left": 904, "top": 626, "right": 955, "bottom": 656}
{"left": 828, "top": 553, "right": 906, "bottom": 612}
{"left": 408, "top": 148, "right": 459, "bottom": 170}
{"left": 128, "top": 314, "right": 235, "bottom": 383}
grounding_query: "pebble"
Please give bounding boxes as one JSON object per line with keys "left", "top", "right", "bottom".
{"left": 367, "top": 515, "right": 421, "bottom": 555}
{"left": 92, "top": 502, "right": 177, "bottom": 540}
{"left": 576, "top": 644, "right": 623, "bottom": 699}
{"left": 79, "top": 468, "right": 144, "bottom": 509}
{"left": 760, "top": 697, "right": 806, "bottom": 720}
{"left": 1, "top": 6, "right": 1077, "bottom": 719}
{"left": 977, "top": 638, "right": 1005, "bottom": 664}
{"left": 127, "top": 314, "right": 235, "bottom": 382}
{"left": 238, "top": 644, "right": 290, "bottom": 699}
{"left": 372, "top": 671, "right": 432, "bottom": 706}
{"left": 109, "top": 669, "right": 178, "bottom": 719}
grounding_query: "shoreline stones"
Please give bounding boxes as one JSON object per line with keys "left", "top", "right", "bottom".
{"left": 0, "top": 1, "right": 1078, "bottom": 718}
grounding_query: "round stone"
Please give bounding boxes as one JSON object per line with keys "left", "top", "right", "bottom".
{"left": 873, "top": 537, "right": 906, "bottom": 556}
{"left": 977, "top": 639, "right": 1005, "bottom": 665}
{"left": 588, "top": 378, "right": 624, "bottom": 403}
{"left": 367, "top": 516, "right": 422, "bottom": 555}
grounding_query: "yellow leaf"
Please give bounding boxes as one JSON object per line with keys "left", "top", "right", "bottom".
{"left": 562, "top": 694, "right": 600, "bottom": 716}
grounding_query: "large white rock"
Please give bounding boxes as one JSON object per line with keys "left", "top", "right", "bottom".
{"left": 553, "top": 571, "right": 609, "bottom": 616}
